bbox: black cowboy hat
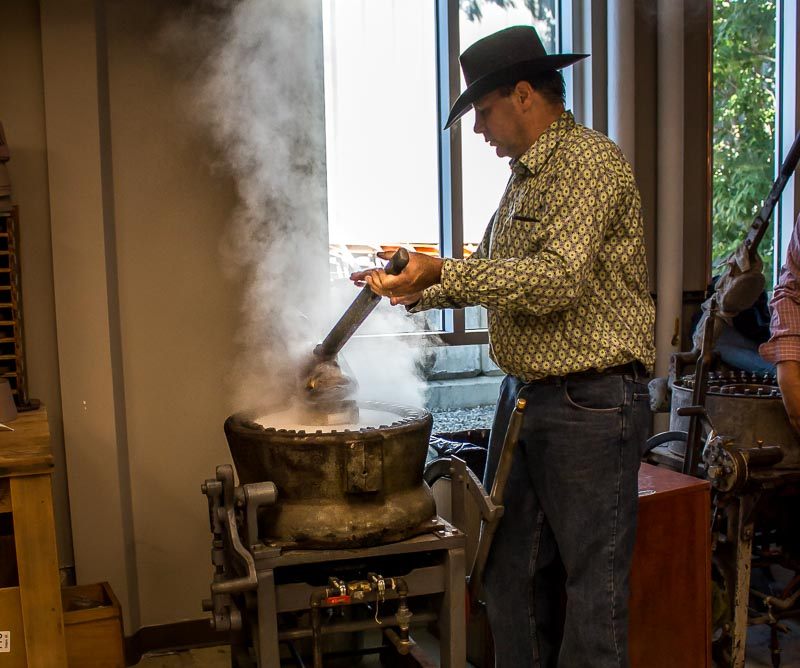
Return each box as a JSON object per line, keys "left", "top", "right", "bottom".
{"left": 445, "top": 25, "right": 588, "bottom": 129}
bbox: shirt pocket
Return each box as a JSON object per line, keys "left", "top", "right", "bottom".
{"left": 505, "top": 215, "right": 544, "bottom": 256}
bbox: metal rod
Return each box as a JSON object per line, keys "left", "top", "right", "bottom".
{"left": 745, "top": 130, "right": 800, "bottom": 258}
{"left": 281, "top": 640, "right": 307, "bottom": 668}
{"left": 683, "top": 296, "right": 716, "bottom": 476}
{"left": 315, "top": 248, "right": 409, "bottom": 359}
{"left": 468, "top": 397, "right": 527, "bottom": 606}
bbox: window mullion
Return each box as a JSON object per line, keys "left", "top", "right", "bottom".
{"left": 776, "top": 0, "right": 800, "bottom": 279}
{"left": 436, "top": 0, "right": 465, "bottom": 336}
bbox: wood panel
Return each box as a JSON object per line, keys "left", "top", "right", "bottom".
{"left": 630, "top": 464, "right": 711, "bottom": 668}
{"left": 10, "top": 473, "right": 67, "bottom": 666}
{"left": 0, "top": 586, "right": 28, "bottom": 667}
{"left": 0, "top": 479, "right": 9, "bottom": 513}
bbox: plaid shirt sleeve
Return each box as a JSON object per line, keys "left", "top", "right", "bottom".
{"left": 410, "top": 215, "right": 495, "bottom": 312}
{"left": 760, "top": 216, "right": 800, "bottom": 363}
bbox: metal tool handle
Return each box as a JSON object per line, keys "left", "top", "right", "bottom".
{"left": 745, "top": 131, "right": 800, "bottom": 258}
{"left": 683, "top": 296, "right": 717, "bottom": 476}
{"left": 315, "top": 248, "right": 410, "bottom": 359}
{"left": 383, "top": 247, "right": 410, "bottom": 276}
{"left": 467, "top": 397, "right": 527, "bottom": 607}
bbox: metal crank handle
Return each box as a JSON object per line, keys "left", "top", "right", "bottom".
{"left": 314, "top": 248, "right": 410, "bottom": 359}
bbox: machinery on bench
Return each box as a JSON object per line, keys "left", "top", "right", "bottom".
{"left": 647, "top": 132, "right": 800, "bottom": 668}
{"left": 200, "top": 247, "right": 524, "bottom": 668}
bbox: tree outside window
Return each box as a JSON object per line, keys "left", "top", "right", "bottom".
{"left": 712, "top": 0, "right": 777, "bottom": 288}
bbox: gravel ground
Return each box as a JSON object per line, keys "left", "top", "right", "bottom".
{"left": 430, "top": 404, "right": 495, "bottom": 435}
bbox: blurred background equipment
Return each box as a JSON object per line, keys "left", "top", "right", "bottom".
{"left": 647, "top": 134, "right": 800, "bottom": 668}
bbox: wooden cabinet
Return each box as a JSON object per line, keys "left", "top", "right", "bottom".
{"left": 630, "top": 463, "right": 711, "bottom": 668}
{"left": 0, "top": 408, "right": 68, "bottom": 667}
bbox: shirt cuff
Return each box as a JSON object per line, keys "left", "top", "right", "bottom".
{"left": 759, "top": 336, "right": 800, "bottom": 363}
{"left": 408, "top": 285, "right": 443, "bottom": 312}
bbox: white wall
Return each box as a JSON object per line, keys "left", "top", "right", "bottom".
{"left": 4, "top": 0, "right": 327, "bottom": 632}
{"left": 0, "top": 1, "right": 71, "bottom": 568}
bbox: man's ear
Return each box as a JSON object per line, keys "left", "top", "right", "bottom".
{"left": 515, "top": 81, "right": 535, "bottom": 110}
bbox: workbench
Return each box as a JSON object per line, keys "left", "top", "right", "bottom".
{"left": 0, "top": 407, "right": 68, "bottom": 667}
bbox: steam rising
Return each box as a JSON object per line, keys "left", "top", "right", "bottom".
{"left": 164, "top": 0, "right": 432, "bottom": 413}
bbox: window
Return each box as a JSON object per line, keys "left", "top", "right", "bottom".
{"left": 775, "top": 0, "right": 799, "bottom": 270}
{"left": 323, "top": 0, "right": 565, "bottom": 342}
{"left": 711, "top": 0, "right": 778, "bottom": 289}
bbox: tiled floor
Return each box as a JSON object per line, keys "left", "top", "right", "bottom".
{"left": 135, "top": 622, "right": 800, "bottom": 667}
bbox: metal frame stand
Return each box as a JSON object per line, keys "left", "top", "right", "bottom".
{"left": 248, "top": 527, "right": 466, "bottom": 668}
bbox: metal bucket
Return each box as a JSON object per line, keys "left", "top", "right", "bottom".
{"left": 670, "top": 378, "right": 800, "bottom": 470}
{"left": 224, "top": 401, "right": 436, "bottom": 548}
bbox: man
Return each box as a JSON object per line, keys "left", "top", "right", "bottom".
{"left": 352, "top": 26, "right": 655, "bottom": 667}
{"left": 760, "top": 214, "right": 800, "bottom": 433}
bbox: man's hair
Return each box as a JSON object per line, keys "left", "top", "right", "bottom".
{"left": 498, "top": 69, "right": 565, "bottom": 105}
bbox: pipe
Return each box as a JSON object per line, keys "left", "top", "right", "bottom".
{"left": 607, "top": 0, "right": 636, "bottom": 167}
{"left": 654, "top": 0, "right": 685, "bottom": 383}
{"left": 278, "top": 611, "right": 437, "bottom": 641}
{"left": 309, "top": 586, "right": 338, "bottom": 668}
{"left": 751, "top": 585, "right": 800, "bottom": 611}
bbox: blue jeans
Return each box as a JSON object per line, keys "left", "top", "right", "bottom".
{"left": 483, "top": 369, "right": 650, "bottom": 668}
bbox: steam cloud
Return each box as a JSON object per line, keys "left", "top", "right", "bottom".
{"left": 163, "top": 0, "right": 432, "bottom": 413}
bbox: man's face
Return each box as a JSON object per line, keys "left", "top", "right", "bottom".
{"left": 472, "top": 88, "right": 528, "bottom": 159}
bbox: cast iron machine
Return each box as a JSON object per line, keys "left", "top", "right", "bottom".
{"left": 200, "top": 248, "right": 524, "bottom": 667}
{"left": 648, "top": 133, "right": 800, "bottom": 667}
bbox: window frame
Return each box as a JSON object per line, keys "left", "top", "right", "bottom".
{"left": 775, "top": 0, "right": 800, "bottom": 278}
{"left": 433, "top": 0, "right": 578, "bottom": 345}
{"left": 329, "top": 0, "right": 583, "bottom": 347}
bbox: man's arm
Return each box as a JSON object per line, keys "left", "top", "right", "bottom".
{"left": 760, "top": 215, "right": 800, "bottom": 432}
{"left": 778, "top": 361, "right": 800, "bottom": 433}
{"left": 405, "top": 213, "right": 496, "bottom": 311}
{"left": 350, "top": 214, "right": 497, "bottom": 310}
{"left": 352, "top": 157, "right": 625, "bottom": 318}
{"left": 432, "top": 160, "right": 625, "bottom": 317}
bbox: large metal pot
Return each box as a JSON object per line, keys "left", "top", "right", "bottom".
{"left": 224, "top": 401, "right": 436, "bottom": 548}
{"left": 670, "top": 373, "right": 800, "bottom": 470}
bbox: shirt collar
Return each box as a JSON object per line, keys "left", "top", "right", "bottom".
{"left": 511, "top": 110, "right": 575, "bottom": 177}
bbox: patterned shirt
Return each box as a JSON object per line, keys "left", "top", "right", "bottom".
{"left": 413, "top": 111, "right": 656, "bottom": 381}
{"left": 760, "top": 215, "right": 800, "bottom": 363}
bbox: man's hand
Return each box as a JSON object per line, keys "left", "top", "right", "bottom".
{"left": 777, "top": 360, "right": 800, "bottom": 434}
{"left": 351, "top": 251, "right": 443, "bottom": 306}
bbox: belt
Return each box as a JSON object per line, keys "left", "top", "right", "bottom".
{"left": 527, "top": 361, "right": 648, "bottom": 385}
{"left": 582, "top": 361, "right": 648, "bottom": 378}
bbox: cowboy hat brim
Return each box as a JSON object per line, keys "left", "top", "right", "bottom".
{"left": 444, "top": 53, "right": 589, "bottom": 129}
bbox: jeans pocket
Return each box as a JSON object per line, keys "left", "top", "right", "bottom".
{"left": 563, "top": 375, "right": 625, "bottom": 413}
